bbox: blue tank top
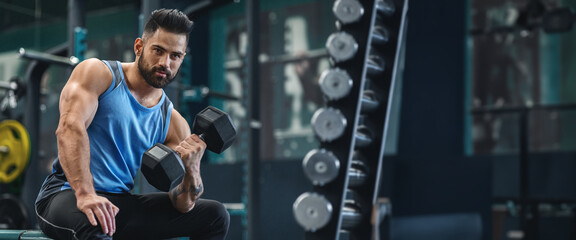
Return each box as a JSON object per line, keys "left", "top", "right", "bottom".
{"left": 37, "top": 60, "right": 172, "bottom": 200}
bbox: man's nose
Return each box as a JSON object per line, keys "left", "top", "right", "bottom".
{"left": 158, "top": 55, "right": 170, "bottom": 69}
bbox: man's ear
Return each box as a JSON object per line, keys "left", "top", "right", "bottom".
{"left": 134, "top": 38, "right": 144, "bottom": 56}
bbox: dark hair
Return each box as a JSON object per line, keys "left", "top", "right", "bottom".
{"left": 143, "top": 9, "right": 194, "bottom": 40}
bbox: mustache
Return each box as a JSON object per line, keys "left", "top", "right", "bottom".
{"left": 153, "top": 66, "right": 171, "bottom": 77}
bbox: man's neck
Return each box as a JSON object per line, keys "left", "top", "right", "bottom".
{"left": 123, "top": 62, "right": 164, "bottom": 108}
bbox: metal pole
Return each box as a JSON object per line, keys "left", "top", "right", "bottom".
{"left": 68, "top": 0, "right": 85, "bottom": 58}
{"left": 141, "top": 0, "right": 161, "bottom": 30}
{"left": 246, "top": 0, "right": 261, "bottom": 239}
{"left": 519, "top": 108, "right": 537, "bottom": 240}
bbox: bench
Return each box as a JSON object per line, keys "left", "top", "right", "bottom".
{"left": 0, "top": 230, "right": 52, "bottom": 240}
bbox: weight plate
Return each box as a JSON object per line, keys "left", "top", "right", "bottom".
{"left": 326, "top": 32, "right": 358, "bottom": 62}
{"left": 0, "top": 120, "right": 30, "bottom": 183}
{"left": 376, "top": 0, "right": 396, "bottom": 17}
{"left": 319, "top": 68, "right": 353, "bottom": 101}
{"left": 302, "top": 149, "right": 340, "bottom": 186}
{"left": 366, "top": 55, "right": 386, "bottom": 76}
{"left": 333, "top": 0, "right": 364, "bottom": 24}
{"left": 311, "top": 108, "right": 347, "bottom": 142}
{"left": 341, "top": 203, "right": 362, "bottom": 229}
{"left": 348, "top": 163, "right": 368, "bottom": 187}
{"left": 293, "top": 192, "right": 333, "bottom": 231}
{"left": 372, "top": 25, "right": 390, "bottom": 45}
{"left": 0, "top": 194, "right": 29, "bottom": 229}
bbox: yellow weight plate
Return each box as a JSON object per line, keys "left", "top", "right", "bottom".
{"left": 0, "top": 120, "right": 30, "bottom": 183}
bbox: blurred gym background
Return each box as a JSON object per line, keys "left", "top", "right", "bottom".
{"left": 0, "top": 0, "right": 575, "bottom": 239}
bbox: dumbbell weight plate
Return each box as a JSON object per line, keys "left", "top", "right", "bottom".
{"left": 342, "top": 189, "right": 364, "bottom": 229}
{"left": 376, "top": 0, "right": 396, "bottom": 17}
{"left": 366, "top": 55, "right": 386, "bottom": 76}
{"left": 341, "top": 202, "right": 363, "bottom": 230}
{"left": 319, "top": 68, "right": 353, "bottom": 101}
{"left": 371, "top": 25, "right": 390, "bottom": 45}
{"left": 0, "top": 120, "right": 30, "bottom": 183}
{"left": 302, "top": 149, "right": 340, "bottom": 186}
{"left": 141, "top": 143, "right": 185, "bottom": 192}
{"left": 333, "top": 0, "right": 364, "bottom": 24}
{"left": 326, "top": 32, "right": 358, "bottom": 62}
{"left": 192, "top": 106, "right": 237, "bottom": 154}
{"left": 311, "top": 108, "right": 347, "bottom": 142}
{"left": 361, "top": 89, "right": 380, "bottom": 112}
{"left": 348, "top": 160, "right": 368, "bottom": 187}
{"left": 293, "top": 192, "right": 333, "bottom": 231}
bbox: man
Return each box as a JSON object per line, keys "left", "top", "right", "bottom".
{"left": 35, "top": 9, "right": 229, "bottom": 240}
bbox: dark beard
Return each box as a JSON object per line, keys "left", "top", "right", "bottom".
{"left": 137, "top": 53, "right": 177, "bottom": 88}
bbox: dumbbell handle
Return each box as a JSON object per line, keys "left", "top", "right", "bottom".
{"left": 0, "top": 146, "right": 8, "bottom": 153}
{"left": 197, "top": 133, "right": 205, "bottom": 142}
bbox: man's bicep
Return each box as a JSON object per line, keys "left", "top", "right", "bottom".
{"left": 164, "top": 109, "right": 191, "bottom": 149}
{"left": 59, "top": 59, "right": 111, "bottom": 127}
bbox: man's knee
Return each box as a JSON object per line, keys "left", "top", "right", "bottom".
{"left": 196, "top": 200, "right": 230, "bottom": 236}
{"left": 211, "top": 201, "right": 230, "bottom": 232}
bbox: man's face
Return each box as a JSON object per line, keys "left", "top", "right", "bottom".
{"left": 136, "top": 28, "right": 187, "bottom": 88}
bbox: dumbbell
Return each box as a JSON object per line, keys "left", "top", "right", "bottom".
{"left": 141, "top": 106, "right": 237, "bottom": 191}
{"left": 333, "top": 0, "right": 364, "bottom": 25}
{"left": 326, "top": 31, "right": 358, "bottom": 63}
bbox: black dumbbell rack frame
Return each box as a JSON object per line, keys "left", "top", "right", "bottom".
{"left": 301, "top": 0, "right": 408, "bottom": 239}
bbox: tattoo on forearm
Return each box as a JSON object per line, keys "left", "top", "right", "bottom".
{"left": 169, "top": 183, "right": 203, "bottom": 206}
{"left": 189, "top": 184, "right": 203, "bottom": 197}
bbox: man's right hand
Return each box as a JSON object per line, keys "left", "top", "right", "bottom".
{"left": 76, "top": 193, "right": 119, "bottom": 236}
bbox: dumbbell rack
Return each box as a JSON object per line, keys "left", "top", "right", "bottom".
{"left": 293, "top": 0, "right": 408, "bottom": 239}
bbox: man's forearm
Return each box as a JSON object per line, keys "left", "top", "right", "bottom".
{"left": 56, "top": 120, "right": 95, "bottom": 196}
{"left": 169, "top": 171, "right": 204, "bottom": 213}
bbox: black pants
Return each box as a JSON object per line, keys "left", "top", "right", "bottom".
{"left": 35, "top": 190, "right": 230, "bottom": 240}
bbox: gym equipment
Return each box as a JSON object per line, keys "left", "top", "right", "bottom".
{"left": 318, "top": 68, "right": 353, "bottom": 101}
{"left": 0, "top": 120, "right": 30, "bottom": 183}
{"left": 355, "top": 123, "right": 375, "bottom": 148}
{"left": 0, "top": 82, "right": 16, "bottom": 91}
{"left": 141, "top": 143, "right": 185, "bottom": 191}
{"left": 348, "top": 159, "right": 369, "bottom": 187}
{"left": 295, "top": 0, "right": 409, "bottom": 238}
{"left": 341, "top": 202, "right": 362, "bottom": 229}
{"left": 361, "top": 89, "right": 380, "bottom": 112}
{"left": 376, "top": 0, "right": 396, "bottom": 17}
{"left": 293, "top": 192, "right": 333, "bottom": 232}
{"left": 302, "top": 149, "right": 340, "bottom": 186}
{"left": 311, "top": 108, "right": 347, "bottom": 142}
{"left": 366, "top": 54, "right": 386, "bottom": 76}
{"left": 74, "top": 27, "right": 87, "bottom": 61}
{"left": 191, "top": 106, "right": 237, "bottom": 154}
{"left": 0, "top": 78, "right": 21, "bottom": 113}
{"left": 142, "top": 106, "right": 237, "bottom": 191}
{"left": 342, "top": 189, "right": 364, "bottom": 229}
{"left": 326, "top": 32, "right": 358, "bottom": 63}
{"left": 0, "top": 194, "right": 29, "bottom": 229}
{"left": 181, "top": 85, "right": 240, "bottom": 102}
{"left": 18, "top": 48, "right": 79, "bottom": 67}
{"left": 333, "top": 0, "right": 365, "bottom": 24}
{"left": 371, "top": 25, "right": 391, "bottom": 45}
{"left": 0, "top": 230, "right": 51, "bottom": 240}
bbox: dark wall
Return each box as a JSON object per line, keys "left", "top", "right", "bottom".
{"left": 392, "top": 0, "right": 492, "bottom": 239}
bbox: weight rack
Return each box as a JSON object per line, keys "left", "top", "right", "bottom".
{"left": 293, "top": 0, "right": 408, "bottom": 239}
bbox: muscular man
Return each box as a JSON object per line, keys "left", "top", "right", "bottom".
{"left": 35, "top": 9, "right": 229, "bottom": 240}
